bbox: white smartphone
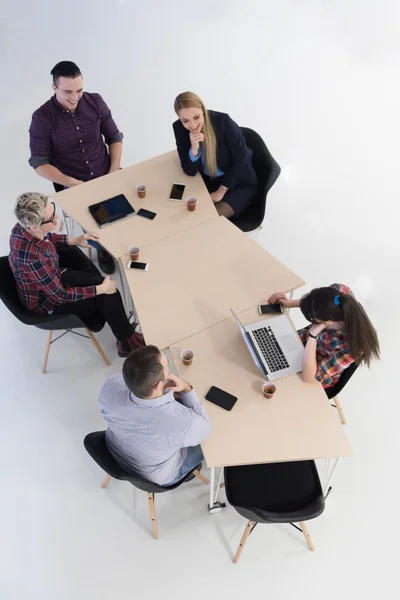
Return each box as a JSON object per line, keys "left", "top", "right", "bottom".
{"left": 169, "top": 183, "right": 186, "bottom": 201}
{"left": 258, "top": 303, "right": 283, "bottom": 315}
{"left": 127, "top": 261, "right": 149, "bottom": 271}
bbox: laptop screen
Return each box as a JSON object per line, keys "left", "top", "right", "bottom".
{"left": 89, "top": 194, "right": 135, "bottom": 227}
{"left": 230, "top": 309, "right": 266, "bottom": 377}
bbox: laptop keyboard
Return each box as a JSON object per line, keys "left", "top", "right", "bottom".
{"left": 252, "top": 326, "right": 290, "bottom": 373}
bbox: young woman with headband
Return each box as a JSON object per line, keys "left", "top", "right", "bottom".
{"left": 268, "top": 283, "right": 380, "bottom": 388}
{"left": 173, "top": 92, "right": 258, "bottom": 219}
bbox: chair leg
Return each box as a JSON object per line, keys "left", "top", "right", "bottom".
{"left": 233, "top": 520, "right": 255, "bottom": 564}
{"left": 299, "top": 521, "right": 315, "bottom": 551}
{"left": 42, "top": 330, "right": 53, "bottom": 374}
{"left": 101, "top": 474, "right": 112, "bottom": 489}
{"left": 192, "top": 469, "right": 209, "bottom": 485}
{"left": 147, "top": 493, "right": 159, "bottom": 540}
{"left": 85, "top": 328, "right": 111, "bottom": 366}
{"left": 88, "top": 246, "right": 92, "bottom": 261}
{"left": 331, "top": 395, "right": 347, "bottom": 425}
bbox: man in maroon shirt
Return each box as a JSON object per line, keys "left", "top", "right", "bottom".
{"left": 29, "top": 61, "right": 123, "bottom": 274}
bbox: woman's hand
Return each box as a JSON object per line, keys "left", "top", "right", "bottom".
{"left": 309, "top": 323, "right": 326, "bottom": 338}
{"left": 189, "top": 131, "right": 205, "bottom": 154}
{"left": 69, "top": 232, "right": 100, "bottom": 248}
{"left": 268, "top": 291, "right": 291, "bottom": 308}
{"left": 210, "top": 186, "right": 227, "bottom": 204}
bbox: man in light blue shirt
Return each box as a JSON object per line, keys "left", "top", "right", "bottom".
{"left": 99, "top": 345, "right": 212, "bottom": 486}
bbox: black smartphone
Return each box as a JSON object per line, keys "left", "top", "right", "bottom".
{"left": 169, "top": 183, "right": 185, "bottom": 201}
{"left": 258, "top": 303, "right": 283, "bottom": 315}
{"left": 127, "top": 261, "right": 149, "bottom": 271}
{"left": 205, "top": 386, "right": 238, "bottom": 411}
{"left": 137, "top": 208, "right": 157, "bottom": 220}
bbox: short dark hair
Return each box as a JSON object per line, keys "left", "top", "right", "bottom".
{"left": 51, "top": 61, "right": 81, "bottom": 85}
{"left": 122, "top": 345, "right": 164, "bottom": 399}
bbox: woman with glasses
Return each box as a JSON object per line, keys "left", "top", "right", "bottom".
{"left": 8, "top": 192, "right": 144, "bottom": 357}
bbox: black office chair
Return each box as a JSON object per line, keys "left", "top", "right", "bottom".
{"left": 0, "top": 257, "right": 110, "bottom": 373}
{"left": 225, "top": 460, "right": 325, "bottom": 564}
{"left": 83, "top": 431, "right": 209, "bottom": 539}
{"left": 53, "top": 182, "right": 64, "bottom": 194}
{"left": 229, "top": 128, "right": 281, "bottom": 233}
{"left": 325, "top": 362, "right": 358, "bottom": 425}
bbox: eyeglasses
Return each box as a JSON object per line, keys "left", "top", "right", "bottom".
{"left": 41, "top": 202, "right": 56, "bottom": 225}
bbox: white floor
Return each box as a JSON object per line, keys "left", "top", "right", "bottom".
{"left": 0, "top": 1, "right": 399, "bottom": 598}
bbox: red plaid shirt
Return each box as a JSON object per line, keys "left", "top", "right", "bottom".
{"left": 298, "top": 283, "right": 355, "bottom": 389}
{"left": 9, "top": 224, "right": 96, "bottom": 315}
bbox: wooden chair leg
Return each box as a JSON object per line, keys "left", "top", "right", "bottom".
{"left": 147, "top": 492, "right": 159, "bottom": 540}
{"left": 299, "top": 521, "right": 315, "bottom": 551}
{"left": 192, "top": 469, "right": 209, "bottom": 485}
{"left": 332, "top": 395, "right": 347, "bottom": 425}
{"left": 87, "top": 246, "right": 93, "bottom": 261}
{"left": 233, "top": 520, "right": 255, "bottom": 564}
{"left": 101, "top": 474, "right": 112, "bottom": 488}
{"left": 42, "top": 330, "right": 53, "bottom": 374}
{"left": 85, "top": 328, "right": 111, "bottom": 366}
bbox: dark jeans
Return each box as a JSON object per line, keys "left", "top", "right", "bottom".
{"left": 54, "top": 246, "right": 134, "bottom": 342}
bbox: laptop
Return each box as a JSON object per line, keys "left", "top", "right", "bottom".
{"left": 230, "top": 308, "right": 304, "bottom": 381}
{"left": 88, "top": 194, "right": 135, "bottom": 228}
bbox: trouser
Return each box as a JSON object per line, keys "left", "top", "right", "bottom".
{"left": 164, "top": 445, "right": 204, "bottom": 486}
{"left": 53, "top": 246, "right": 134, "bottom": 342}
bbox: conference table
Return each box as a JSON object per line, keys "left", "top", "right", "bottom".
{"left": 53, "top": 150, "right": 352, "bottom": 513}
{"left": 169, "top": 307, "right": 353, "bottom": 511}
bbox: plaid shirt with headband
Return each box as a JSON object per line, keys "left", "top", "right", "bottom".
{"left": 298, "top": 283, "right": 354, "bottom": 389}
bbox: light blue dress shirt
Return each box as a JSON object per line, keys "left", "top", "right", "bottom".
{"left": 189, "top": 146, "right": 225, "bottom": 177}
{"left": 99, "top": 375, "right": 212, "bottom": 486}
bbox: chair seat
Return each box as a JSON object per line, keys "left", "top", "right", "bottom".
{"left": 84, "top": 431, "right": 192, "bottom": 494}
{"left": 225, "top": 461, "right": 325, "bottom": 523}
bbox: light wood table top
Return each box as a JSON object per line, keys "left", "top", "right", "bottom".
{"left": 170, "top": 306, "right": 353, "bottom": 468}
{"left": 52, "top": 150, "right": 218, "bottom": 259}
{"left": 122, "top": 216, "right": 305, "bottom": 350}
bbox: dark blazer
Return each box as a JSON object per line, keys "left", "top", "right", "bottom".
{"left": 173, "top": 110, "right": 257, "bottom": 190}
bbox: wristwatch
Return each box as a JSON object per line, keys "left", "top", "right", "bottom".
{"left": 309, "top": 332, "right": 319, "bottom": 339}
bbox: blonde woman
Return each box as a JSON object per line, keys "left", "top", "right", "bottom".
{"left": 173, "top": 92, "right": 258, "bottom": 219}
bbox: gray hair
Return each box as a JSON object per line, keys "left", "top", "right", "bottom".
{"left": 15, "top": 192, "right": 49, "bottom": 229}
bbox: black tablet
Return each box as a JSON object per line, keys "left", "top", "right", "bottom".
{"left": 88, "top": 194, "right": 135, "bottom": 228}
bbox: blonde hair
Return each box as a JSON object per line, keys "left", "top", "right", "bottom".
{"left": 15, "top": 192, "right": 49, "bottom": 229}
{"left": 174, "top": 91, "right": 218, "bottom": 178}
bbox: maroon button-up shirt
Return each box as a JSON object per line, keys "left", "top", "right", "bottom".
{"left": 9, "top": 224, "right": 96, "bottom": 315}
{"left": 29, "top": 92, "right": 123, "bottom": 182}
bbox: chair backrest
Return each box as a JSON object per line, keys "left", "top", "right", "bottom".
{"left": 83, "top": 431, "right": 184, "bottom": 494}
{"left": 0, "top": 256, "right": 41, "bottom": 325}
{"left": 240, "top": 127, "right": 281, "bottom": 193}
{"left": 225, "top": 460, "right": 325, "bottom": 524}
{"left": 325, "top": 362, "right": 359, "bottom": 400}
{"left": 53, "top": 182, "right": 64, "bottom": 194}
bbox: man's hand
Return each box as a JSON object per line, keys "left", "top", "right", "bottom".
{"left": 69, "top": 232, "right": 100, "bottom": 248}
{"left": 67, "top": 177, "right": 84, "bottom": 187}
{"left": 164, "top": 373, "right": 191, "bottom": 394}
{"left": 210, "top": 186, "right": 227, "bottom": 204}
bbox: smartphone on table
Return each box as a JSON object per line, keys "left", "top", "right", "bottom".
{"left": 169, "top": 183, "right": 185, "bottom": 201}
{"left": 127, "top": 261, "right": 149, "bottom": 271}
{"left": 137, "top": 208, "right": 157, "bottom": 220}
{"left": 205, "top": 386, "right": 238, "bottom": 411}
{"left": 258, "top": 303, "right": 283, "bottom": 315}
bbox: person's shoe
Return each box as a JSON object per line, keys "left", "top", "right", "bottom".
{"left": 183, "top": 462, "right": 202, "bottom": 483}
{"left": 127, "top": 331, "right": 145, "bottom": 351}
{"left": 117, "top": 332, "right": 146, "bottom": 357}
{"left": 97, "top": 248, "right": 115, "bottom": 274}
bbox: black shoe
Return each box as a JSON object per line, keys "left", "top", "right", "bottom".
{"left": 97, "top": 249, "right": 115, "bottom": 274}
{"left": 184, "top": 462, "right": 202, "bottom": 483}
